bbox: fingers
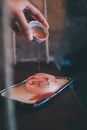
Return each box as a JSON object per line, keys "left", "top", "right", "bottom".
{"left": 10, "top": 1, "right": 49, "bottom": 41}
{"left": 17, "top": 12, "right": 33, "bottom": 41}
{"left": 34, "top": 11, "right": 49, "bottom": 29}
{"left": 29, "top": 4, "right": 49, "bottom": 29}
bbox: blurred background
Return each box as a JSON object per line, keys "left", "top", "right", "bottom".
{"left": 0, "top": 0, "right": 87, "bottom": 110}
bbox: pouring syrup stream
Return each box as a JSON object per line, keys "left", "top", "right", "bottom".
{"left": 37, "top": 43, "right": 40, "bottom": 72}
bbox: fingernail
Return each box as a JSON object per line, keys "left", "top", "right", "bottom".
{"left": 46, "top": 24, "right": 49, "bottom": 29}
{"left": 29, "top": 33, "right": 33, "bottom": 41}
{"left": 25, "top": 31, "right": 33, "bottom": 41}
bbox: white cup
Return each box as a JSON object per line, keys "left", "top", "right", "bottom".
{"left": 29, "top": 21, "right": 49, "bottom": 43}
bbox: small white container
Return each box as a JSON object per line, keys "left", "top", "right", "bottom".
{"left": 29, "top": 21, "right": 49, "bottom": 43}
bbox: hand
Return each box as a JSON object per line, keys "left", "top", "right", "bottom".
{"left": 8, "top": 0, "right": 49, "bottom": 41}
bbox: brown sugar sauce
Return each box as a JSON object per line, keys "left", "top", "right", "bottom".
{"left": 32, "top": 26, "right": 47, "bottom": 39}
